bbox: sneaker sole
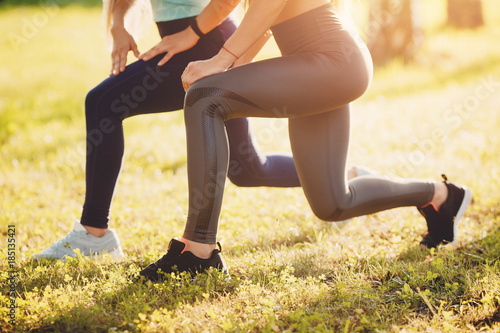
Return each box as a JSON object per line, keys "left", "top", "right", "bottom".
{"left": 450, "top": 186, "right": 472, "bottom": 246}
{"left": 107, "top": 247, "right": 125, "bottom": 260}
{"left": 85, "top": 247, "right": 125, "bottom": 261}
{"left": 64, "top": 248, "right": 125, "bottom": 262}
{"left": 33, "top": 247, "right": 125, "bottom": 261}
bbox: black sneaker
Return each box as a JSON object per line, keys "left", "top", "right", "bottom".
{"left": 418, "top": 174, "right": 472, "bottom": 249}
{"left": 137, "top": 238, "right": 229, "bottom": 282}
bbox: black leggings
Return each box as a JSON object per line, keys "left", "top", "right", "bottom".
{"left": 182, "top": 3, "right": 435, "bottom": 243}
{"left": 81, "top": 17, "right": 299, "bottom": 229}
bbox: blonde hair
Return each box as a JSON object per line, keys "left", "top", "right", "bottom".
{"left": 334, "top": 0, "right": 353, "bottom": 17}
{"left": 102, "top": 0, "right": 152, "bottom": 47}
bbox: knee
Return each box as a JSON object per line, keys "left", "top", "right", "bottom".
{"left": 85, "top": 83, "right": 128, "bottom": 122}
{"left": 308, "top": 200, "right": 348, "bottom": 222}
{"left": 85, "top": 85, "right": 107, "bottom": 121}
{"left": 226, "top": 149, "right": 263, "bottom": 187}
{"left": 314, "top": 208, "right": 347, "bottom": 222}
{"left": 184, "top": 79, "right": 213, "bottom": 110}
{"left": 184, "top": 84, "right": 228, "bottom": 123}
{"left": 84, "top": 91, "right": 93, "bottom": 118}
{"left": 227, "top": 173, "right": 248, "bottom": 187}
{"left": 310, "top": 207, "right": 336, "bottom": 222}
{"left": 227, "top": 167, "right": 258, "bottom": 187}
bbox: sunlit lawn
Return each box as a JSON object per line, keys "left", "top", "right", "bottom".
{"left": 1, "top": 0, "right": 500, "bottom": 331}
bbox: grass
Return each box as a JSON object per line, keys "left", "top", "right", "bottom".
{"left": 1, "top": 0, "right": 500, "bottom": 331}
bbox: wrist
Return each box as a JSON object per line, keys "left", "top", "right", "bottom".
{"left": 221, "top": 45, "right": 239, "bottom": 60}
{"left": 189, "top": 17, "right": 206, "bottom": 38}
{"left": 110, "top": 23, "right": 126, "bottom": 35}
{"left": 185, "top": 26, "right": 201, "bottom": 43}
{"left": 214, "top": 48, "right": 238, "bottom": 69}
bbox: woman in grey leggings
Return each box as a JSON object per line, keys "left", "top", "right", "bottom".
{"left": 138, "top": 0, "right": 472, "bottom": 281}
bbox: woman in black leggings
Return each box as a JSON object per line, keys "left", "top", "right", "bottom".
{"left": 137, "top": 0, "right": 472, "bottom": 281}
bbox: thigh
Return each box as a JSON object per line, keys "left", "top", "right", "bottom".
{"left": 89, "top": 53, "right": 189, "bottom": 120}
{"left": 186, "top": 51, "right": 370, "bottom": 120}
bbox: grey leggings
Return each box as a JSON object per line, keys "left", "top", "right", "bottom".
{"left": 182, "top": 3, "right": 434, "bottom": 243}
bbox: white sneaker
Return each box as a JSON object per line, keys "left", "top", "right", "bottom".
{"left": 33, "top": 221, "right": 124, "bottom": 261}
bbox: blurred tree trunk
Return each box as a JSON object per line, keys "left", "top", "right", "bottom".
{"left": 447, "top": 0, "right": 484, "bottom": 28}
{"left": 366, "top": 0, "right": 423, "bottom": 66}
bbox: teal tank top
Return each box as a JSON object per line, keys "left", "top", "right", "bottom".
{"left": 150, "top": 0, "right": 210, "bottom": 22}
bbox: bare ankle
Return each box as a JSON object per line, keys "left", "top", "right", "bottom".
{"left": 347, "top": 167, "right": 357, "bottom": 180}
{"left": 83, "top": 225, "right": 108, "bottom": 238}
{"left": 180, "top": 237, "right": 216, "bottom": 259}
{"left": 431, "top": 182, "right": 448, "bottom": 210}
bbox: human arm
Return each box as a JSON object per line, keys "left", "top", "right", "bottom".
{"left": 231, "top": 29, "right": 272, "bottom": 68}
{"left": 109, "top": 0, "right": 141, "bottom": 76}
{"left": 139, "top": 0, "right": 242, "bottom": 66}
{"left": 181, "top": 0, "right": 289, "bottom": 89}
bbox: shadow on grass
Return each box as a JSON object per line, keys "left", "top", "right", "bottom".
{"left": 457, "top": 226, "right": 500, "bottom": 329}
{"left": 17, "top": 262, "right": 235, "bottom": 332}
{"left": 11, "top": 225, "right": 500, "bottom": 332}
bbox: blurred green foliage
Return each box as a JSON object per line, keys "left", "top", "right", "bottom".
{"left": 1, "top": 3, "right": 500, "bottom": 331}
